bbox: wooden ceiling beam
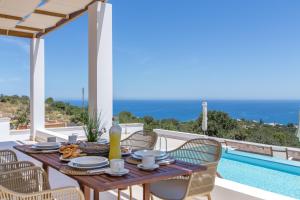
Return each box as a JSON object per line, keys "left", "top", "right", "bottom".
{"left": 36, "top": 0, "right": 99, "bottom": 38}
{"left": 34, "top": 10, "right": 68, "bottom": 19}
{"left": 16, "top": 25, "right": 43, "bottom": 32}
{"left": 0, "top": 13, "right": 22, "bottom": 21}
{"left": 1, "top": 0, "right": 101, "bottom": 38}
{"left": 0, "top": 28, "right": 34, "bottom": 38}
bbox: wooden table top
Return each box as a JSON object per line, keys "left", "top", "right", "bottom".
{"left": 14, "top": 145, "right": 206, "bottom": 192}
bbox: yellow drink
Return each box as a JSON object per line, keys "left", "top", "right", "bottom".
{"left": 108, "top": 120, "right": 122, "bottom": 160}
{"left": 109, "top": 132, "right": 121, "bottom": 160}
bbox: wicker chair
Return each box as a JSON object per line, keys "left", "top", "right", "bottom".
{"left": 0, "top": 149, "right": 18, "bottom": 164}
{"left": 0, "top": 166, "right": 84, "bottom": 200}
{"left": 121, "top": 130, "right": 158, "bottom": 151}
{"left": 118, "top": 131, "right": 158, "bottom": 200}
{"left": 0, "top": 161, "right": 35, "bottom": 173}
{"left": 150, "top": 138, "right": 222, "bottom": 200}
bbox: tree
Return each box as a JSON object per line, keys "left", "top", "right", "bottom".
{"left": 119, "top": 111, "right": 136, "bottom": 123}
{"left": 45, "top": 97, "right": 54, "bottom": 104}
{"left": 195, "top": 111, "right": 237, "bottom": 136}
{"left": 287, "top": 123, "right": 294, "bottom": 128}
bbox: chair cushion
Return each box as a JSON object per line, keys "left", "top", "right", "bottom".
{"left": 150, "top": 179, "right": 189, "bottom": 200}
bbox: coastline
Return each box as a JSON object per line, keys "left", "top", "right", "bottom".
{"left": 62, "top": 99, "right": 300, "bottom": 125}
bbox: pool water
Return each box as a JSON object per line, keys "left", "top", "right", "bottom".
{"left": 218, "top": 150, "right": 300, "bottom": 199}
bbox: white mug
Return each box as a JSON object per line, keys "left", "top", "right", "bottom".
{"left": 142, "top": 155, "right": 155, "bottom": 168}
{"left": 68, "top": 134, "right": 78, "bottom": 144}
{"left": 110, "top": 159, "right": 124, "bottom": 173}
{"left": 47, "top": 137, "right": 56, "bottom": 142}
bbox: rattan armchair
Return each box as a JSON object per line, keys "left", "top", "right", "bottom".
{"left": 119, "top": 131, "right": 158, "bottom": 200}
{"left": 150, "top": 138, "right": 222, "bottom": 200}
{"left": 0, "top": 161, "right": 35, "bottom": 173}
{"left": 121, "top": 130, "right": 158, "bottom": 151}
{"left": 0, "top": 149, "right": 17, "bottom": 164}
{"left": 0, "top": 166, "right": 84, "bottom": 200}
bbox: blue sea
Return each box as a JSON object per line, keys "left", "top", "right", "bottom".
{"left": 64, "top": 100, "right": 300, "bottom": 125}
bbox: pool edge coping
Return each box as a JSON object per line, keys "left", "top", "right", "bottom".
{"left": 215, "top": 178, "right": 296, "bottom": 200}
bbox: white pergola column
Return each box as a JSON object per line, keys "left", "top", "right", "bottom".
{"left": 88, "top": 1, "right": 113, "bottom": 131}
{"left": 30, "top": 38, "right": 45, "bottom": 140}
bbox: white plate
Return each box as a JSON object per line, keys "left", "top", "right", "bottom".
{"left": 134, "top": 150, "right": 166, "bottom": 158}
{"left": 132, "top": 153, "right": 169, "bottom": 161}
{"left": 68, "top": 161, "right": 109, "bottom": 169}
{"left": 31, "top": 145, "right": 60, "bottom": 150}
{"left": 137, "top": 163, "right": 159, "bottom": 171}
{"left": 71, "top": 156, "right": 108, "bottom": 167}
{"left": 104, "top": 168, "right": 129, "bottom": 176}
{"left": 35, "top": 142, "right": 60, "bottom": 148}
{"left": 31, "top": 148, "right": 59, "bottom": 153}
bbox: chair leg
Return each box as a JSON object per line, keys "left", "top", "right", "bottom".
{"left": 118, "top": 189, "right": 121, "bottom": 200}
{"left": 129, "top": 186, "right": 132, "bottom": 200}
{"left": 207, "top": 194, "right": 212, "bottom": 200}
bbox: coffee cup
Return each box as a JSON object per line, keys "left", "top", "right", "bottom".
{"left": 68, "top": 134, "right": 78, "bottom": 144}
{"left": 110, "top": 159, "right": 124, "bottom": 173}
{"left": 142, "top": 155, "right": 155, "bottom": 168}
{"left": 47, "top": 137, "right": 56, "bottom": 142}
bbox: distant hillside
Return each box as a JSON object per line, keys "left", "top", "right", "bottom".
{"left": 1, "top": 95, "right": 299, "bottom": 148}
{"left": 0, "top": 95, "right": 86, "bottom": 129}
{"left": 118, "top": 111, "right": 300, "bottom": 148}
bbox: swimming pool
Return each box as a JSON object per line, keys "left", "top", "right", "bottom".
{"left": 218, "top": 149, "right": 300, "bottom": 199}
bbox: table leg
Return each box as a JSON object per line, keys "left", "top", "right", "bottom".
{"left": 94, "top": 189, "right": 100, "bottom": 200}
{"left": 80, "top": 184, "right": 91, "bottom": 200}
{"left": 143, "top": 183, "right": 151, "bottom": 200}
{"left": 42, "top": 164, "right": 49, "bottom": 174}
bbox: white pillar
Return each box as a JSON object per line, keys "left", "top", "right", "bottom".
{"left": 88, "top": 1, "right": 113, "bottom": 131}
{"left": 30, "top": 38, "right": 45, "bottom": 140}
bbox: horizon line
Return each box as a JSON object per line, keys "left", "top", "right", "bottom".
{"left": 57, "top": 98, "right": 300, "bottom": 101}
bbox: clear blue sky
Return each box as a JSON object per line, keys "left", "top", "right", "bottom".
{"left": 1, "top": 0, "right": 300, "bottom": 100}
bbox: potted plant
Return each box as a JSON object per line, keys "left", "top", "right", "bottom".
{"left": 83, "top": 112, "right": 105, "bottom": 142}
{"left": 81, "top": 112, "right": 108, "bottom": 155}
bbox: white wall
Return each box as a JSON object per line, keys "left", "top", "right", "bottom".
{"left": 120, "top": 123, "right": 143, "bottom": 135}
{"left": 0, "top": 118, "right": 10, "bottom": 138}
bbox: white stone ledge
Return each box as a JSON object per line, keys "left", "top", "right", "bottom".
{"left": 215, "top": 178, "right": 296, "bottom": 200}
{"left": 154, "top": 129, "right": 300, "bottom": 152}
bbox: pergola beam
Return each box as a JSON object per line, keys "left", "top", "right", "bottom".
{"left": 16, "top": 25, "right": 43, "bottom": 33}
{"left": 0, "top": 13, "right": 22, "bottom": 21}
{"left": 0, "top": 0, "right": 102, "bottom": 39}
{"left": 36, "top": 1, "right": 98, "bottom": 38}
{"left": 34, "top": 10, "right": 68, "bottom": 19}
{"left": 0, "top": 28, "right": 34, "bottom": 38}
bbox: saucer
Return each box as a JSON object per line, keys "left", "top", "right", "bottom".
{"left": 137, "top": 163, "right": 159, "bottom": 171}
{"left": 104, "top": 168, "right": 129, "bottom": 176}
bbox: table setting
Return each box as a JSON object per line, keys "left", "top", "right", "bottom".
{"left": 58, "top": 147, "right": 173, "bottom": 176}
{"left": 13, "top": 117, "right": 207, "bottom": 200}
{"left": 20, "top": 142, "right": 61, "bottom": 154}
{"left": 21, "top": 133, "right": 175, "bottom": 175}
{"left": 125, "top": 149, "right": 175, "bottom": 167}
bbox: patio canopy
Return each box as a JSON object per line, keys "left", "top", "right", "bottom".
{"left": 0, "top": 0, "right": 112, "bottom": 141}
{"left": 0, "top": 0, "right": 104, "bottom": 38}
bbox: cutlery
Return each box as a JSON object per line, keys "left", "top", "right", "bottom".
{"left": 87, "top": 167, "right": 110, "bottom": 174}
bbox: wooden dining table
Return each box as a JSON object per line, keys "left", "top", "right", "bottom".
{"left": 14, "top": 145, "right": 206, "bottom": 200}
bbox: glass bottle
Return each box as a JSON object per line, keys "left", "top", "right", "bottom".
{"left": 108, "top": 118, "right": 122, "bottom": 160}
